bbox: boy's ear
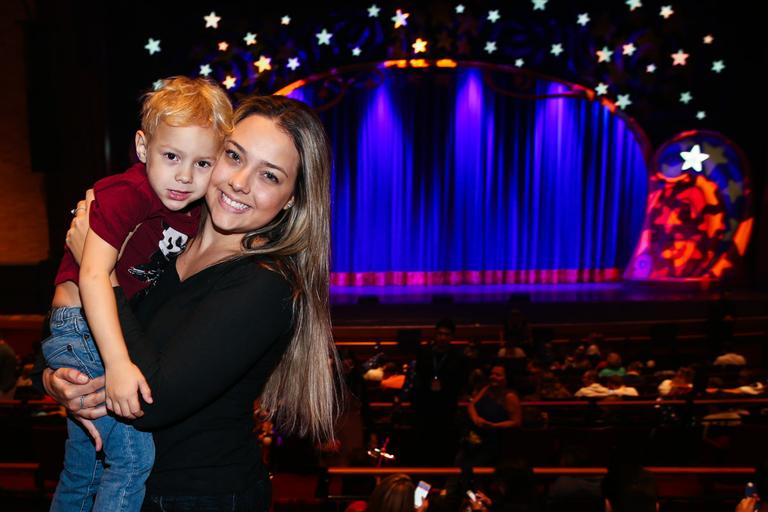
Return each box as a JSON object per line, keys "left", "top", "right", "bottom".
{"left": 135, "top": 130, "right": 148, "bottom": 163}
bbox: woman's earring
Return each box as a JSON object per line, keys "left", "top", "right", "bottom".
{"left": 284, "top": 200, "right": 294, "bottom": 210}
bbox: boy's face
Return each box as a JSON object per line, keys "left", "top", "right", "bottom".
{"left": 135, "top": 122, "right": 220, "bottom": 211}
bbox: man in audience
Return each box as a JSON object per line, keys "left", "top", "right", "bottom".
{"left": 599, "top": 352, "right": 627, "bottom": 379}
{"left": 575, "top": 370, "right": 610, "bottom": 397}
{"left": 623, "top": 361, "right": 646, "bottom": 389}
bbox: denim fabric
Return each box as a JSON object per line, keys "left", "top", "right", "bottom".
{"left": 141, "top": 479, "right": 270, "bottom": 512}
{"left": 43, "top": 306, "right": 155, "bottom": 512}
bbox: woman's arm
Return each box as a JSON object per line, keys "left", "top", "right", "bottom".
{"left": 488, "top": 391, "right": 522, "bottom": 429}
{"left": 468, "top": 385, "right": 490, "bottom": 427}
{"left": 114, "top": 266, "right": 294, "bottom": 430}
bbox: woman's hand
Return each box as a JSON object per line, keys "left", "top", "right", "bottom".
{"left": 66, "top": 189, "right": 95, "bottom": 264}
{"left": 471, "top": 417, "right": 493, "bottom": 429}
{"left": 735, "top": 497, "right": 758, "bottom": 512}
{"left": 43, "top": 367, "right": 106, "bottom": 450}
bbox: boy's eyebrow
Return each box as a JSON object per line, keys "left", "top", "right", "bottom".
{"left": 158, "top": 144, "right": 217, "bottom": 161}
{"left": 226, "top": 139, "right": 289, "bottom": 178}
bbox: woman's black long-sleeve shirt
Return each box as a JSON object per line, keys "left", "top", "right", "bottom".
{"left": 114, "top": 255, "right": 293, "bottom": 496}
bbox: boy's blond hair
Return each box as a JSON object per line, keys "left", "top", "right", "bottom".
{"left": 141, "top": 76, "right": 233, "bottom": 142}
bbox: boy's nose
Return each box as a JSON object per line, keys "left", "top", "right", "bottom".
{"left": 176, "top": 168, "right": 193, "bottom": 184}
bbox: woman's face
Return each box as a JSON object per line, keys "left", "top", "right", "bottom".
{"left": 489, "top": 366, "right": 506, "bottom": 388}
{"left": 206, "top": 114, "right": 299, "bottom": 235}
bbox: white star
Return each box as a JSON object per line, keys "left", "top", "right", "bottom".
{"left": 316, "top": 29, "right": 332, "bottom": 45}
{"left": 368, "top": 4, "right": 380, "bottom": 17}
{"left": 204, "top": 11, "right": 221, "bottom": 29}
{"left": 550, "top": 43, "right": 564, "bottom": 56}
{"left": 646, "top": 63, "right": 656, "bottom": 73}
{"left": 671, "top": 49, "right": 689, "bottom": 66}
{"left": 199, "top": 64, "right": 212, "bottom": 77}
{"left": 576, "top": 13, "right": 590, "bottom": 26}
{"left": 217, "top": 41, "right": 229, "bottom": 52}
{"left": 243, "top": 32, "right": 257, "bottom": 46}
{"left": 287, "top": 57, "right": 300, "bottom": 71}
{"left": 455, "top": 4, "right": 465, "bottom": 14}
{"left": 703, "top": 34, "right": 714, "bottom": 44}
{"left": 615, "top": 94, "right": 632, "bottom": 109}
{"left": 392, "top": 9, "right": 409, "bottom": 28}
{"left": 281, "top": 16, "right": 291, "bottom": 25}
{"left": 596, "top": 46, "right": 613, "bottom": 63}
{"left": 626, "top": 0, "right": 642, "bottom": 11}
{"left": 679, "top": 91, "right": 692, "bottom": 104}
{"left": 514, "top": 58, "right": 524, "bottom": 67}
{"left": 487, "top": 10, "right": 500, "bottom": 23}
{"left": 532, "top": 0, "right": 548, "bottom": 10}
{"left": 144, "top": 38, "right": 161, "bottom": 55}
{"left": 622, "top": 43, "right": 636, "bottom": 56}
{"left": 595, "top": 83, "right": 608, "bottom": 96}
{"left": 696, "top": 111, "right": 707, "bottom": 120}
{"left": 412, "top": 38, "right": 427, "bottom": 53}
{"left": 712, "top": 60, "right": 725, "bottom": 73}
{"left": 254, "top": 55, "right": 272, "bottom": 73}
{"left": 222, "top": 75, "right": 236, "bottom": 90}
{"left": 152, "top": 79, "right": 164, "bottom": 91}
{"left": 680, "top": 144, "right": 710, "bottom": 172}
{"left": 352, "top": 47, "right": 362, "bottom": 56}
{"left": 659, "top": 5, "right": 674, "bottom": 19}
{"left": 484, "top": 41, "right": 497, "bottom": 54}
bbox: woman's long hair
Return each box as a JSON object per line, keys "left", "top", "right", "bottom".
{"left": 367, "top": 474, "right": 415, "bottom": 512}
{"left": 234, "top": 95, "right": 340, "bottom": 442}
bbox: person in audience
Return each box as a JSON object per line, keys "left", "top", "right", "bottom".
{"left": 412, "top": 317, "right": 467, "bottom": 464}
{"left": 622, "top": 361, "right": 645, "bottom": 389}
{"left": 575, "top": 370, "right": 610, "bottom": 398}
{"left": 0, "top": 340, "right": 19, "bottom": 400}
{"left": 537, "top": 371, "right": 572, "bottom": 400}
{"left": 599, "top": 352, "right": 626, "bottom": 379}
{"left": 658, "top": 366, "right": 695, "bottom": 397}
{"left": 605, "top": 375, "right": 639, "bottom": 398}
{"left": 380, "top": 363, "right": 406, "bottom": 390}
{"left": 602, "top": 465, "right": 659, "bottom": 512}
{"left": 459, "top": 363, "right": 521, "bottom": 467}
{"left": 714, "top": 343, "right": 748, "bottom": 366}
{"left": 735, "top": 460, "right": 768, "bottom": 512}
{"left": 366, "top": 473, "right": 420, "bottom": 512}
{"left": 546, "top": 445, "right": 603, "bottom": 509}
{"left": 562, "top": 344, "right": 592, "bottom": 372}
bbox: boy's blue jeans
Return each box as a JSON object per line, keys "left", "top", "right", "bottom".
{"left": 42, "top": 306, "right": 155, "bottom": 512}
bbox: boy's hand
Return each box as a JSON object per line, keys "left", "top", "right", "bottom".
{"left": 105, "top": 361, "right": 153, "bottom": 419}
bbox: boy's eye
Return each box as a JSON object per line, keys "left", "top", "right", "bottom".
{"left": 196, "top": 160, "right": 213, "bottom": 169}
{"left": 164, "top": 152, "right": 179, "bottom": 162}
{"left": 225, "top": 149, "right": 241, "bottom": 163}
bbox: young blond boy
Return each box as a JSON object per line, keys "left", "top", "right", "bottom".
{"left": 43, "top": 76, "right": 232, "bottom": 511}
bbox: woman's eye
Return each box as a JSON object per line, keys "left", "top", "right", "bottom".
{"left": 164, "top": 152, "right": 179, "bottom": 161}
{"left": 263, "top": 171, "right": 279, "bottom": 184}
{"left": 225, "top": 149, "right": 241, "bottom": 163}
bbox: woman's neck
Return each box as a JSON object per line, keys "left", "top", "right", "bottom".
{"left": 176, "top": 222, "right": 244, "bottom": 281}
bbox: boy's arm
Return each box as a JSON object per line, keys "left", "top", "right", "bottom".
{"left": 79, "top": 230, "right": 152, "bottom": 419}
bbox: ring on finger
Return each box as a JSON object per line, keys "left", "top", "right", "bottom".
{"left": 80, "top": 395, "right": 85, "bottom": 410}
{"left": 71, "top": 207, "right": 85, "bottom": 215}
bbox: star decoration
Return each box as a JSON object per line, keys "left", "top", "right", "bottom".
{"left": 660, "top": 5, "right": 674, "bottom": 18}
{"left": 622, "top": 43, "right": 636, "bottom": 56}
{"left": 199, "top": 64, "right": 212, "bottom": 76}
{"left": 595, "top": 83, "right": 608, "bottom": 95}
{"left": 615, "top": 94, "right": 632, "bottom": 109}
{"left": 144, "top": 38, "right": 161, "bottom": 55}
{"left": 152, "top": 79, "right": 164, "bottom": 91}
{"left": 596, "top": 46, "right": 613, "bottom": 63}
{"left": 243, "top": 32, "right": 257, "bottom": 46}
{"left": 646, "top": 64, "right": 657, "bottom": 73}
{"left": 703, "top": 34, "right": 714, "bottom": 44}
{"left": 671, "top": 49, "right": 689, "bottom": 66}
{"left": 412, "top": 38, "right": 428, "bottom": 53}
{"left": 680, "top": 144, "right": 710, "bottom": 172}
{"left": 576, "top": 13, "right": 590, "bottom": 26}
{"left": 712, "top": 60, "right": 725, "bottom": 73}
{"left": 487, "top": 10, "right": 500, "bottom": 23}
{"left": 281, "top": 16, "right": 291, "bottom": 25}
{"left": 204, "top": 11, "right": 221, "bottom": 29}
{"left": 287, "top": 57, "right": 300, "bottom": 71}
{"left": 514, "top": 58, "right": 524, "bottom": 67}
{"left": 368, "top": 4, "right": 380, "bottom": 17}
{"left": 254, "top": 55, "right": 272, "bottom": 73}
{"left": 316, "top": 29, "right": 332, "bottom": 45}
{"left": 626, "top": 0, "right": 642, "bottom": 11}
{"left": 679, "top": 91, "right": 693, "bottom": 104}
{"left": 352, "top": 47, "right": 362, "bottom": 56}
{"left": 218, "top": 41, "right": 229, "bottom": 51}
{"left": 696, "top": 111, "right": 707, "bottom": 120}
{"left": 455, "top": 4, "right": 465, "bottom": 14}
{"left": 532, "top": 0, "right": 548, "bottom": 10}
{"left": 550, "top": 43, "right": 564, "bottom": 56}
{"left": 222, "top": 75, "right": 236, "bottom": 90}
{"left": 484, "top": 41, "right": 497, "bottom": 54}
{"left": 392, "top": 9, "right": 409, "bottom": 28}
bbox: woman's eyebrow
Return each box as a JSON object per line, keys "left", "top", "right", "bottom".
{"left": 227, "top": 139, "right": 288, "bottom": 177}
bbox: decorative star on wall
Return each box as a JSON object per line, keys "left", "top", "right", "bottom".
{"left": 255, "top": 55, "right": 272, "bottom": 72}
{"left": 484, "top": 41, "right": 497, "bottom": 54}
{"left": 596, "top": 46, "right": 613, "bottom": 63}
{"left": 222, "top": 75, "right": 236, "bottom": 89}
{"left": 287, "top": 57, "right": 300, "bottom": 70}
{"left": 455, "top": 4, "right": 465, "bottom": 14}
{"left": 626, "top": 0, "right": 642, "bottom": 12}
{"left": 680, "top": 144, "right": 710, "bottom": 172}
{"left": 532, "top": 0, "right": 548, "bottom": 11}
{"left": 550, "top": 43, "right": 564, "bottom": 56}
{"left": 316, "top": 29, "right": 332, "bottom": 45}
{"left": 281, "top": 16, "right": 291, "bottom": 25}
{"left": 204, "top": 11, "right": 221, "bottom": 29}
{"left": 712, "top": 60, "right": 725, "bottom": 73}
{"left": 144, "top": 38, "right": 161, "bottom": 55}
{"left": 368, "top": 4, "right": 381, "bottom": 17}
{"left": 412, "top": 38, "right": 428, "bottom": 53}
{"left": 680, "top": 91, "right": 692, "bottom": 104}
{"left": 616, "top": 93, "right": 632, "bottom": 109}
{"left": 199, "top": 64, "right": 211, "bottom": 76}
{"left": 576, "top": 13, "right": 590, "bottom": 26}
{"left": 659, "top": 5, "right": 674, "bottom": 19}
{"left": 595, "top": 82, "right": 608, "bottom": 95}
{"left": 671, "top": 49, "right": 689, "bottom": 65}
{"left": 622, "top": 43, "right": 636, "bottom": 56}
{"left": 243, "top": 32, "right": 257, "bottom": 46}
{"left": 392, "top": 9, "right": 409, "bottom": 28}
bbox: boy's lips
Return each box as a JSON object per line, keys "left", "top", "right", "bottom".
{"left": 167, "top": 189, "right": 192, "bottom": 201}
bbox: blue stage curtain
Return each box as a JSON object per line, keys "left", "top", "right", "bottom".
{"left": 290, "top": 67, "right": 648, "bottom": 285}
